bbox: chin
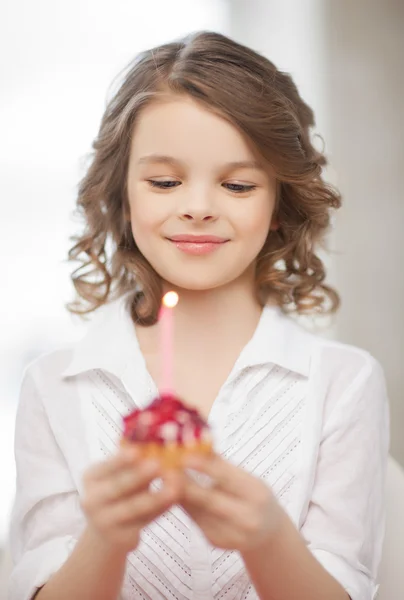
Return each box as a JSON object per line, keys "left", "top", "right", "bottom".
{"left": 161, "top": 270, "right": 237, "bottom": 292}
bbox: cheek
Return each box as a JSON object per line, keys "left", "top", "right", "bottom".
{"left": 128, "top": 188, "right": 166, "bottom": 238}
{"left": 238, "top": 198, "right": 274, "bottom": 242}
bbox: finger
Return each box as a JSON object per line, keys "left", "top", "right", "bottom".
{"left": 182, "top": 475, "right": 244, "bottom": 519}
{"left": 110, "top": 474, "right": 184, "bottom": 525}
{"left": 161, "top": 469, "right": 186, "bottom": 499}
{"left": 184, "top": 454, "right": 251, "bottom": 497}
{"left": 85, "top": 447, "right": 140, "bottom": 483}
{"left": 180, "top": 499, "right": 213, "bottom": 528}
{"left": 98, "top": 459, "right": 162, "bottom": 503}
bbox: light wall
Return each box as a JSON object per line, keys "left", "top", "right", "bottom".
{"left": 229, "top": 0, "right": 404, "bottom": 464}
{"left": 324, "top": 0, "right": 404, "bottom": 464}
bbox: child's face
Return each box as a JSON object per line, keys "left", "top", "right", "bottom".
{"left": 126, "top": 95, "right": 277, "bottom": 293}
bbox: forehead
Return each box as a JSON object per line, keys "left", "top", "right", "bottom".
{"left": 129, "top": 96, "right": 259, "bottom": 166}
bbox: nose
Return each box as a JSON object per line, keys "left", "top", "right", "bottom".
{"left": 178, "top": 186, "right": 218, "bottom": 222}
{"left": 181, "top": 210, "right": 215, "bottom": 222}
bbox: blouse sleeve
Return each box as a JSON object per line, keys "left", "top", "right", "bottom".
{"left": 8, "top": 369, "right": 85, "bottom": 600}
{"left": 301, "top": 356, "right": 390, "bottom": 600}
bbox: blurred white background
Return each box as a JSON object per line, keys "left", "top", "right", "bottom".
{"left": 1, "top": 0, "right": 403, "bottom": 594}
{"left": 0, "top": 0, "right": 230, "bottom": 589}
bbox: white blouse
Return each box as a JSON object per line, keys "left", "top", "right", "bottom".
{"left": 9, "top": 292, "right": 390, "bottom": 600}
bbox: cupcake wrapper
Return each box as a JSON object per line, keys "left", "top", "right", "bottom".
{"left": 120, "top": 438, "right": 213, "bottom": 469}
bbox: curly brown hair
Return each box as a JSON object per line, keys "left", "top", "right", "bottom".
{"left": 66, "top": 31, "right": 341, "bottom": 325}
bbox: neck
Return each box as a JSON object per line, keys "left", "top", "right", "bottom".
{"left": 162, "top": 271, "right": 263, "bottom": 348}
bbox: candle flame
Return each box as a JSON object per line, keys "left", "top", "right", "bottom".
{"left": 162, "top": 291, "right": 179, "bottom": 308}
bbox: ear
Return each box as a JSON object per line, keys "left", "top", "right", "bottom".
{"left": 269, "top": 217, "right": 280, "bottom": 231}
{"left": 123, "top": 202, "right": 131, "bottom": 223}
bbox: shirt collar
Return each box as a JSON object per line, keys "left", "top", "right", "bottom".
{"left": 61, "top": 291, "right": 138, "bottom": 380}
{"left": 234, "top": 305, "right": 313, "bottom": 376}
{"left": 61, "top": 292, "right": 314, "bottom": 381}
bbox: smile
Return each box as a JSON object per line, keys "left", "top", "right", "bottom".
{"left": 167, "top": 235, "right": 229, "bottom": 256}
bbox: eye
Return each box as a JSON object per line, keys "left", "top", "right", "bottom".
{"left": 223, "top": 183, "right": 257, "bottom": 193}
{"left": 147, "top": 180, "right": 181, "bottom": 189}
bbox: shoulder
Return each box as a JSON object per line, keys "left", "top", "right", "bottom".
{"left": 306, "top": 333, "right": 388, "bottom": 426}
{"left": 15, "top": 347, "right": 78, "bottom": 442}
{"left": 313, "top": 334, "right": 383, "bottom": 389}
{"left": 279, "top": 313, "right": 386, "bottom": 403}
{"left": 22, "top": 346, "right": 75, "bottom": 397}
{"left": 278, "top": 310, "right": 381, "bottom": 379}
{"left": 315, "top": 334, "right": 378, "bottom": 373}
{"left": 257, "top": 307, "right": 384, "bottom": 384}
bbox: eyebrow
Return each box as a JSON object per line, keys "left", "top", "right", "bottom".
{"left": 137, "top": 154, "right": 264, "bottom": 171}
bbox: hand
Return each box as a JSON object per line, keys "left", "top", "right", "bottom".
{"left": 81, "top": 446, "right": 184, "bottom": 554}
{"left": 180, "top": 453, "right": 283, "bottom": 553}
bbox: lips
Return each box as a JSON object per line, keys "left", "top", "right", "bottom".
{"left": 167, "top": 235, "right": 228, "bottom": 255}
{"left": 168, "top": 234, "right": 229, "bottom": 243}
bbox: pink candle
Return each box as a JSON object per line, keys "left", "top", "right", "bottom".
{"left": 159, "top": 291, "right": 178, "bottom": 395}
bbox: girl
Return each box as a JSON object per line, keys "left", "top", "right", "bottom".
{"left": 9, "top": 31, "right": 389, "bottom": 600}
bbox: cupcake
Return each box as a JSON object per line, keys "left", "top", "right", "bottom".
{"left": 121, "top": 393, "right": 213, "bottom": 469}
